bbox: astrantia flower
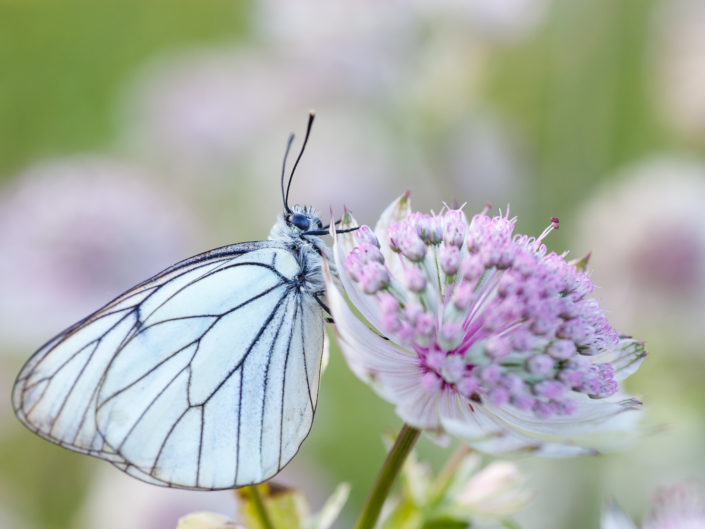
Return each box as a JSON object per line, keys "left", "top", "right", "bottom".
{"left": 602, "top": 482, "right": 705, "bottom": 529}
{"left": 325, "top": 193, "right": 645, "bottom": 456}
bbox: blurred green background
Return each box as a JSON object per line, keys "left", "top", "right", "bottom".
{"left": 1, "top": 1, "right": 704, "bottom": 528}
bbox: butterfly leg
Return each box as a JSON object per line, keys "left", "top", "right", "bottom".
{"left": 313, "top": 292, "right": 334, "bottom": 323}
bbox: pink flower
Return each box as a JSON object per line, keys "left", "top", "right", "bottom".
{"left": 602, "top": 481, "right": 705, "bottom": 529}
{"left": 574, "top": 157, "right": 705, "bottom": 349}
{"left": 325, "top": 192, "right": 645, "bottom": 456}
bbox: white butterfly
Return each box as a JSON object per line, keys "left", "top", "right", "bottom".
{"left": 12, "top": 114, "right": 344, "bottom": 490}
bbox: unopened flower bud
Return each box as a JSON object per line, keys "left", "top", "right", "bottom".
{"left": 427, "top": 215, "right": 444, "bottom": 245}
{"left": 439, "top": 245, "right": 460, "bottom": 276}
{"left": 452, "top": 281, "right": 474, "bottom": 311}
{"left": 354, "top": 224, "right": 380, "bottom": 247}
{"left": 343, "top": 251, "right": 364, "bottom": 281}
{"left": 438, "top": 320, "right": 463, "bottom": 350}
{"left": 359, "top": 262, "right": 389, "bottom": 294}
{"left": 396, "top": 224, "right": 427, "bottom": 262}
{"left": 526, "top": 354, "right": 555, "bottom": 375}
{"left": 405, "top": 266, "right": 427, "bottom": 292}
{"left": 358, "top": 242, "right": 384, "bottom": 264}
{"left": 443, "top": 209, "right": 466, "bottom": 247}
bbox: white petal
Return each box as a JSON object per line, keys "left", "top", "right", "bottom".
{"left": 338, "top": 209, "right": 361, "bottom": 257}
{"left": 378, "top": 364, "right": 428, "bottom": 404}
{"left": 593, "top": 338, "right": 647, "bottom": 382}
{"left": 323, "top": 260, "right": 416, "bottom": 392}
{"left": 394, "top": 388, "right": 445, "bottom": 430}
{"left": 439, "top": 394, "right": 598, "bottom": 456}
{"left": 528, "top": 442, "right": 597, "bottom": 457}
{"left": 485, "top": 394, "right": 642, "bottom": 438}
{"left": 438, "top": 393, "right": 506, "bottom": 443}
{"left": 329, "top": 218, "right": 385, "bottom": 331}
{"left": 374, "top": 191, "right": 412, "bottom": 265}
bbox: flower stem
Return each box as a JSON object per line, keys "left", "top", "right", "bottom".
{"left": 354, "top": 423, "right": 421, "bottom": 529}
{"left": 243, "top": 484, "right": 276, "bottom": 529}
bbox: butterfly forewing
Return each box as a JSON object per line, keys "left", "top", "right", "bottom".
{"left": 13, "top": 242, "right": 326, "bottom": 489}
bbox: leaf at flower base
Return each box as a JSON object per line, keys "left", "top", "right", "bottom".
{"left": 428, "top": 449, "right": 480, "bottom": 504}
{"left": 401, "top": 450, "right": 432, "bottom": 506}
{"left": 420, "top": 516, "right": 469, "bottom": 529}
{"left": 236, "top": 484, "right": 309, "bottom": 529}
{"left": 176, "top": 512, "right": 245, "bottom": 529}
{"left": 380, "top": 500, "right": 422, "bottom": 529}
{"left": 304, "top": 483, "right": 351, "bottom": 529}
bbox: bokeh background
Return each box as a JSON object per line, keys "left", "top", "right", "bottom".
{"left": 1, "top": 1, "right": 704, "bottom": 528}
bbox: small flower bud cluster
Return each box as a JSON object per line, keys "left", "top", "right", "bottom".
{"left": 343, "top": 206, "right": 627, "bottom": 421}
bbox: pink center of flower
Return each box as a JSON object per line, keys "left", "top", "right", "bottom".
{"left": 343, "top": 207, "right": 622, "bottom": 420}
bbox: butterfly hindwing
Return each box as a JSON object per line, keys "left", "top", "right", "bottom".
{"left": 12, "top": 241, "right": 326, "bottom": 489}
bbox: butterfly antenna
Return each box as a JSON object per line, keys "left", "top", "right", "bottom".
{"left": 281, "top": 133, "right": 295, "bottom": 214}
{"left": 285, "top": 111, "right": 315, "bottom": 209}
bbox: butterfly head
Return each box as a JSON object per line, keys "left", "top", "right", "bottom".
{"left": 286, "top": 206, "right": 323, "bottom": 233}
{"left": 270, "top": 204, "right": 325, "bottom": 243}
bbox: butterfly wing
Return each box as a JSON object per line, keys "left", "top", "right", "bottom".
{"left": 12, "top": 241, "right": 326, "bottom": 489}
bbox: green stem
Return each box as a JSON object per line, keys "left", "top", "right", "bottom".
{"left": 244, "top": 485, "right": 276, "bottom": 529}
{"left": 354, "top": 423, "right": 421, "bottom": 529}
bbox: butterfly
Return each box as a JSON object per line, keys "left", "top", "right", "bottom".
{"left": 12, "top": 113, "right": 349, "bottom": 490}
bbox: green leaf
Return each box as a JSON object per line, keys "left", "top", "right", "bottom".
{"left": 237, "top": 483, "right": 310, "bottom": 529}
{"left": 379, "top": 500, "right": 421, "bottom": 529}
{"left": 420, "top": 516, "right": 469, "bottom": 529}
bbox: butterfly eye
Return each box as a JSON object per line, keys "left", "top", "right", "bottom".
{"left": 289, "top": 214, "right": 311, "bottom": 231}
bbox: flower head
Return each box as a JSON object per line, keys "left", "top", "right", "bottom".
{"left": 325, "top": 193, "right": 645, "bottom": 456}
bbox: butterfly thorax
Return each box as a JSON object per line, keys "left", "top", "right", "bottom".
{"left": 268, "top": 204, "right": 333, "bottom": 296}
